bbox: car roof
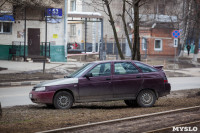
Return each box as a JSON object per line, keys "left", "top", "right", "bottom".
{"left": 92, "top": 60, "right": 139, "bottom": 64}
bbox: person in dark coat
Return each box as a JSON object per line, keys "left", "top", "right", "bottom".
{"left": 186, "top": 45, "right": 191, "bottom": 56}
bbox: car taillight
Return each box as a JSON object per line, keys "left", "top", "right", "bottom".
{"left": 163, "top": 76, "right": 168, "bottom": 83}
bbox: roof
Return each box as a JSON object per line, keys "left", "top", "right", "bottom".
{"left": 68, "top": 12, "right": 103, "bottom": 19}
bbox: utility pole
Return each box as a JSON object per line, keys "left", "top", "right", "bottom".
{"left": 64, "top": 0, "right": 68, "bottom": 60}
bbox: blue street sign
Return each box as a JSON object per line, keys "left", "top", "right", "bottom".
{"left": 45, "top": 8, "right": 62, "bottom": 18}
{"left": 172, "top": 30, "right": 180, "bottom": 38}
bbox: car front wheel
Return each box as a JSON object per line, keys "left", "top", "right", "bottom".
{"left": 53, "top": 91, "right": 73, "bottom": 109}
{"left": 137, "top": 90, "right": 156, "bottom": 107}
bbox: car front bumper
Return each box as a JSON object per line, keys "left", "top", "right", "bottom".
{"left": 29, "top": 91, "right": 55, "bottom": 104}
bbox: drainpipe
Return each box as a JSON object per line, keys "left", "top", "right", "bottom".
{"left": 97, "top": 21, "right": 101, "bottom": 53}
{"left": 92, "top": 18, "right": 96, "bottom": 53}
{"left": 64, "top": 0, "right": 68, "bottom": 59}
{"left": 85, "top": 18, "right": 87, "bottom": 60}
{"left": 24, "top": 7, "right": 26, "bottom": 61}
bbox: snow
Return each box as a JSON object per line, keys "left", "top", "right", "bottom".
{"left": 68, "top": 12, "right": 102, "bottom": 16}
{"left": 139, "top": 14, "right": 177, "bottom": 22}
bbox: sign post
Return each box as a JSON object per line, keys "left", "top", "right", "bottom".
{"left": 172, "top": 30, "right": 180, "bottom": 71}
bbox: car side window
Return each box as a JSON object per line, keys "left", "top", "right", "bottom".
{"left": 114, "top": 62, "right": 139, "bottom": 75}
{"left": 135, "top": 62, "right": 157, "bottom": 73}
{"left": 88, "top": 63, "right": 111, "bottom": 77}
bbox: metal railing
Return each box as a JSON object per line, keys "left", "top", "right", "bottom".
{"left": 11, "top": 41, "right": 50, "bottom": 58}
{"left": 41, "top": 42, "right": 50, "bottom": 57}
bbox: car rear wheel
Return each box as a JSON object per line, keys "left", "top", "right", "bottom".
{"left": 53, "top": 91, "right": 73, "bottom": 109}
{"left": 124, "top": 100, "right": 138, "bottom": 107}
{"left": 137, "top": 90, "right": 156, "bottom": 107}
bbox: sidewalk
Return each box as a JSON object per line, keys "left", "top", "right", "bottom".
{"left": 0, "top": 60, "right": 85, "bottom": 74}
{"left": 0, "top": 56, "right": 200, "bottom": 87}
{"left": 0, "top": 60, "right": 86, "bottom": 86}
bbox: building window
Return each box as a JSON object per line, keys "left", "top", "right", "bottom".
{"left": 70, "top": 24, "right": 76, "bottom": 36}
{"left": 142, "top": 38, "right": 147, "bottom": 51}
{"left": 70, "top": 0, "right": 76, "bottom": 11}
{"left": 0, "top": 22, "right": 12, "bottom": 33}
{"left": 158, "top": 4, "right": 165, "bottom": 14}
{"left": 154, "top": 39, "right": 162, "bottom": 51}
{"left": 155, "top": 0, "right": 165, "bottom": 15}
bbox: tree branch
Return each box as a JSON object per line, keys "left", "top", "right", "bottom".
{"left": 0, "top": 0, "right": 9, "bottom": 8}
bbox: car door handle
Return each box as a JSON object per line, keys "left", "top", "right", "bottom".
{"left": 136, "top": 76, "right": 141, "bottom": 78}
{"left": 106, "top": 78, "right": 111, "bottom": 80}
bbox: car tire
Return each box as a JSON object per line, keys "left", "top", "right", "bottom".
{"left": 53, "top": 91, "right": 73, "bottom": 109}
{"left": 124, "top": 100, "right": 138, "bottom": 107}
{"left": 137, "top": 90, "right": 156, "bottom": 107}
{"left": 46, "top": 104, "right": 54, "bottom": 108}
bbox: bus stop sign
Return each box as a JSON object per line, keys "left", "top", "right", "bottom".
{"left": 172, "top": 30, "right": 180, "bottom": 38}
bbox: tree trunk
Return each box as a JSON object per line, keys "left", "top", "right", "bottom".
{"left": 121, "top": 0, "right": 134, "bottom": 60}
{"left": 104, "top": 0, "right": 125, "bottom": 60}
{"left": 0, "top": 102, "right": 2, "bottom": 117}
{"left": 179, "top": 0, "right": 192, "bottom": 57}
{"left": 193, "top": 24, "right": 200, "bottom": 61}
{"left": 133, "top": 0, "right": 141, "bottom": 61}
{"left": 193, "top": 0, "right": 200, "bottom": 62}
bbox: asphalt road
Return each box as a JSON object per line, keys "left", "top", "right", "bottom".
{"left": 0, "top": 85, "right": 34, "bottom": 107}
{"left": 0, "top": 77, "right": 200, "bottom": 108}
{"left": 168, "top": 77, "right": 200, "bottom": 90}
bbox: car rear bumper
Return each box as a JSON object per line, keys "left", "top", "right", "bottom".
{"left": 29, "top": 91, "right": 55, "bottom": 104}
{"left": 159, "top": 83, "right": 171, "bottom": 97}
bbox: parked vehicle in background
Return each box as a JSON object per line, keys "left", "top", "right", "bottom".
{"left": 29, "top": 60, "right": 171, "bottom": 109}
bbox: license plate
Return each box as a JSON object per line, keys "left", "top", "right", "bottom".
{"left": 29, "top": 94, "right": 33, "bottom": 99}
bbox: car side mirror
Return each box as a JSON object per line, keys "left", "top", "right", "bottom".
{"left": 84, "top": 73, "right": 93, "bottom": 80}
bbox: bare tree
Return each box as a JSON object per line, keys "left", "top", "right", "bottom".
{"left": 0, "top": 0, "right": 62, "bottom": 14}
{"left": 121, "top": 0, "right": 149, "bottom": 61}
{"left": 164, "top": 0, "right": 199, "bottom": 61}
{"left": 192, "top": 0, "right": 200, "bottom": 62}
{"left": 178, "top": 0, "right": 194, "bottom": 57}
{"left": 119, "top": 0, "right": 133, "bottom": 59}
{"left": 85, "top": 0, "right": 149, "bottom": 60}
{"left": 133, "top": 0, "right": 141, "bottom": 61}
{"left": 102, "top": 0, "right": 125, "bottom": 59}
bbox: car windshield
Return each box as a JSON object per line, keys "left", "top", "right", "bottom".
{"left": 67, "top": 63, "right": 94, "bottom": 78}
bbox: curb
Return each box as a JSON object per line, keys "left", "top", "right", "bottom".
{"left": 0, "top": 81, "right": 42, "bottom": 87}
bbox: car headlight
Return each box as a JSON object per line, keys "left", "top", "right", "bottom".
{"left": 35, "top": 86, "right": 46, "bottom": 92}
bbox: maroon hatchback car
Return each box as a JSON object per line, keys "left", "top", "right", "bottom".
{"left": 29, "top": 60, "right": 171, "bottom": 109}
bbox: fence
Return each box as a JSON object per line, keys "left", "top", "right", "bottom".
{"left": 103, "top": 37, "right": 127, "bottom": 55}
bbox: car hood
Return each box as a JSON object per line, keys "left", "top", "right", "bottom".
{"left": 35, "top": 78, "right": 78, "bottom": 87}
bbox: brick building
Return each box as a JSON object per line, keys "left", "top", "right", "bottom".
{"left": 139, "top": 27, "right": 177, "bottom": 57}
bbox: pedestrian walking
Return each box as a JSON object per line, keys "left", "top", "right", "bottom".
{"left": 186, "top": 45, "right": 191, "bottom": 56}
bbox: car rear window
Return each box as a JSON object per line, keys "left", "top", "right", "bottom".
{"left": 114, "top": 62, "right": 139, "bottom": 75}
{"left": 135, "top": 62, "right": 157, "bottom": 73}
